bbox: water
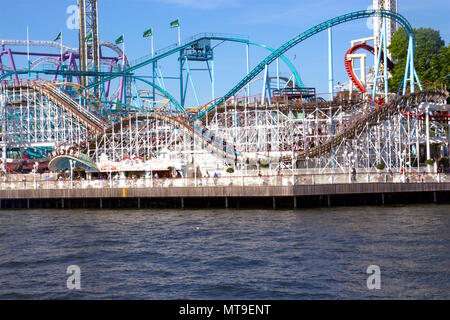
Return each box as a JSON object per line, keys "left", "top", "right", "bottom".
{"left": 0, "top": 205, "right": 449, "bottom": 300}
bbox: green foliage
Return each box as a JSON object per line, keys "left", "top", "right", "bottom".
{"left": 258, "top": 160, "right": 270, "bottom": 169}
{"left": 425, "top": 159, "right": 435, "bottom": 166}
{"left": 389, "top": 28, "right": 449, "bottom": 91}
{"left": 376, "top": 162, "right": 386, "bottom": 170}
{"left": 73, "top": 167, "right": 86, "bottom": 178}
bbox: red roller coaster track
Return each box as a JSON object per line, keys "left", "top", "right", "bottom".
{"left": 345, "top": 43, "right": 449, "bottom": 120}
{"left": 344, "top": 43, "right": 395, "bottom": 94}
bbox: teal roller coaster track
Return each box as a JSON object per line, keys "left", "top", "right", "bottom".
{"left": 1, "top": 9, "right": 418, "bottom": 122}
{"left": 197, "top": 9, "right": 416, "bottom": 119}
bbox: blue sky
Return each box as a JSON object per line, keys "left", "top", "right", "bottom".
{"left": 1, "top": 0, "right": 449, "bottom": 105}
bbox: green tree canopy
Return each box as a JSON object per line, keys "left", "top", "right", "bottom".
{"left": 388, "top": 28, "right": 449, "bottom": 91}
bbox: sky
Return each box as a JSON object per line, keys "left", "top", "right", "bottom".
{"left": 1, "top": 0, "right": 449, "bottom": 106}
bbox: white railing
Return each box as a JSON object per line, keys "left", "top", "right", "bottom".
{"left": 1, "top": 172, "right": 448, "bottom": 191}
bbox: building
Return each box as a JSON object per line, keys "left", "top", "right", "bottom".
{"left": 373, "top": 0, "right": 398, "bottom": 59}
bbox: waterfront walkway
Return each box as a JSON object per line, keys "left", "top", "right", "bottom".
{"left": 0, "top": 172, "right": 449, "bottom": 209}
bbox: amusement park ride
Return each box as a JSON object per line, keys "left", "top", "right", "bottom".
{"left": 0, "top": 0, "right": 448, "bottom": 178}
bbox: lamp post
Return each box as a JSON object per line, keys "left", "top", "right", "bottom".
{"left": 350, "top": 152, "right": 356, "bottom": 183}
{"left": 33, "top": 162, "right": 39, "bottom": 189}
{"left": 352, "top": 158, "right": 356, "bottom": 183}
{"left": 344, "top": 149, "right": 349, "bottom": 182}
{"left": 69, "top": 159, "right": 74, "bottom": 189}
{"left": 401, "top": 150, "right": 407, "bottom": 182}
{"left": 109, "top": 166, "right": 113, "bottom": 189}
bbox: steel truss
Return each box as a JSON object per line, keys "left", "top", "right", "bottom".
{"left": 0, "top": 81, "right": 96, "bottom": 161}
{"left": 1, "top": 79, "right": 448, "bottom": 177}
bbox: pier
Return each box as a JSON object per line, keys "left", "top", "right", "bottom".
{"left": 1, "top": 172, "right": 449, "bottom": 209}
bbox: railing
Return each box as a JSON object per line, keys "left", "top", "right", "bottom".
{"left": 130, "top": 33, "right": 249, "bottom": 66}
{"left": 1, "top": 172, "right": 448, "bottom": 191}
{"left": 0, "top": 39, "right": 77, "bottom": 53}
{"left": 272, "top": 88, "right": 316, "bottom": 97}
{"left": 39, "top": 82, "right": 104, "bottom": 129}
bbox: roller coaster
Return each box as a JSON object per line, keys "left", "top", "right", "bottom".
{"left": 0, "top": 4, "right": 448, "bottom": 177}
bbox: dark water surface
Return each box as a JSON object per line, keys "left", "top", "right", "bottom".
{"left": 0, "top": 205, "right": 449, "bottom": 299}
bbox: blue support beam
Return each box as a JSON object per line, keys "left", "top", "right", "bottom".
{"left": 85, "top": 34, "right": 305, "bottom": 94}
{"left": 197, "top": 9, "right": 417, "bottom": 120}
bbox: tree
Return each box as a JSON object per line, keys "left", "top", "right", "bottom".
{"left": 388, "top": 28, "right": 448, "bottom": 91}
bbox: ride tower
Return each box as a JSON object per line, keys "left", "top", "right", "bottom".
{"left": 179, "top": 39, "right": 214, "bottom": 109}
{"left": 373, "top": 0, "right": 398, "bottom": 60}
{"left": 78, "top": 0, "right": 101, "bottom": 95}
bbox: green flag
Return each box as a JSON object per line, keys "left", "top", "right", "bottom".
{"left": 170, "top": 19, "right": 179, "bottom": 28}
{"left": 54, "top": 32, "right": 62, "bottom": 42}
{"left": 143, "top": 28, "right": 153, "bottom": 38}
{"left": 115, "top": 34, "right": 124, "bottom": 45}
{"left": 84, "top": 32, "right": 93, "bottom": 43}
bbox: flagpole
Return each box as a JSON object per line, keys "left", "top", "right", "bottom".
{"left": 122, "top": 39, "right": 125, "bottom": 102}
{"left": 60, "top": 32, "right": 63, "bottom": 67}
{"left": 122, "top": 40, "right": 125, "bottom": 69}
{"left": 27, "top": 25, "right": 30, "bottom": 78}
{"left": 151, "top": 32, "right": 155, "bottom": 109}
{"left": 151, "top": 34, "right": 154, "bottom": 58}
{"left": 178, "top": 24, "right": 181, "bottom": 46}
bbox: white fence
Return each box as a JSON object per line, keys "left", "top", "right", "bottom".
{"left": 0, "top": 172, "right": 448, "bottom": 191}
